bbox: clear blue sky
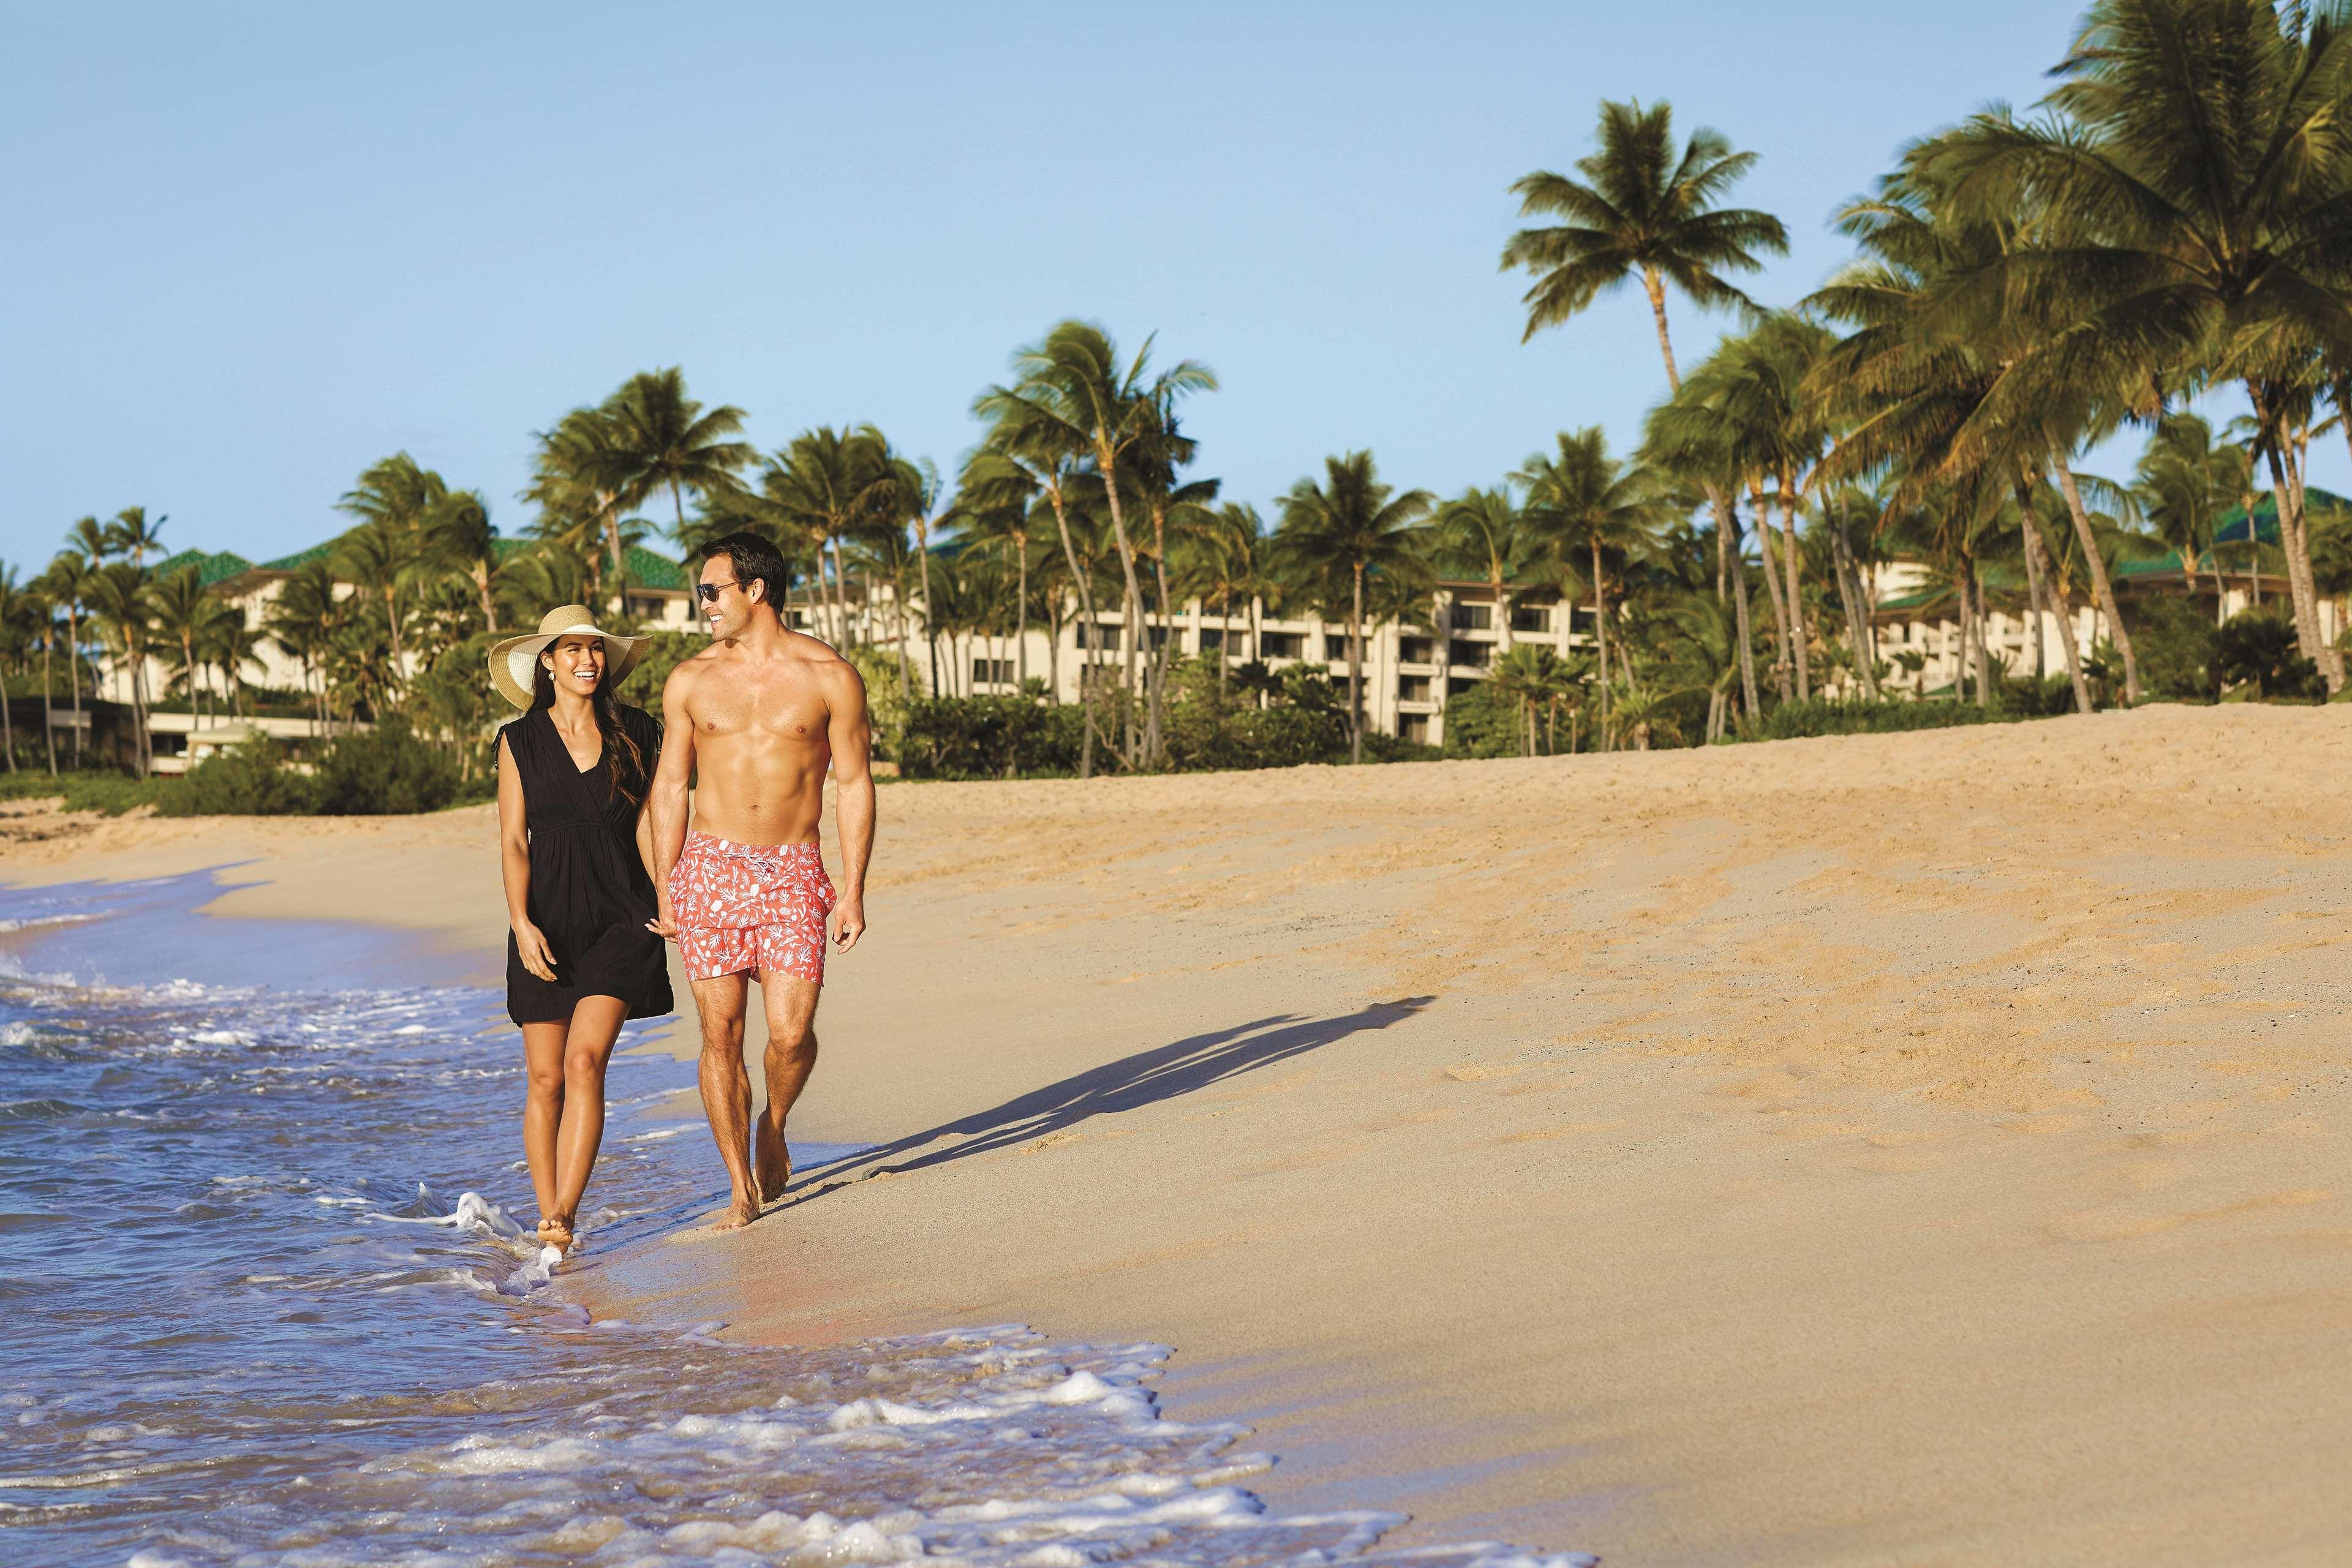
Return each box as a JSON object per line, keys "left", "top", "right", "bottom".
{"left": 6, "top": 1, "right": 2328, "bottom": 568}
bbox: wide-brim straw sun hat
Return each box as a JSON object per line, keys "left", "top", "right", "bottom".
{"left": 486, "top": 605, "right": 652, "bottom": 710}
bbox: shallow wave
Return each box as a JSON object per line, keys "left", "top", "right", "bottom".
{"left": 0, "top": 878, "right": 1593, "bottom": 1567}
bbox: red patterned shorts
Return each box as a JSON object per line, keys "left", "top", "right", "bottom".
{"left": 668, "top": 833, "right": 835, "bottom": 986}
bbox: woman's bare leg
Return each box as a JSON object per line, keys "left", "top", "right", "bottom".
{"left": 550, "top": 995, "right": 630, "bottom": 1239}
{"left": 519, "top": 1020, "right": 568, "bottom": 1238}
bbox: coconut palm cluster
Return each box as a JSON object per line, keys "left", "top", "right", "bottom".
{"left": 9, "top": 0, "right": 2352, "bottom": 785}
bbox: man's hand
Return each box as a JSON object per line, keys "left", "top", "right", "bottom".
{"left": 645, "top": 895, "right": 680, "bottom": 943}
{"left": 828, "top": 893, "right": 865, "bottom": 955}
{"left": 513, "top": 921, "right": 559, "bottom": 982}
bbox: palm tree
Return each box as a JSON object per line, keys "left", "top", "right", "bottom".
{"left": 1518, "top": 429, "right": 1658, "bottom": 748}
{"left": 1504, "top": 97, "right": 1786, "bottom": 700}
{"left": 0, "top": 565, "right": 23, "bottom": 771}
{"left": 1924, "top": 0, "right": 2352, "bottom": 692}
{"left": 970, "top": 386, "right": 1109, "bottom": 774}
{"left": 975, "top": 322, "right": 1216, "bottom": 766}
{"left": 2133, "top": 413, "right": 2236, "bottom": 624}
{"left": 1433, "top": 488, "right": 1543, "bottom": 658}
{"left": 150, "top": 566, "right": 213, "bottom": 720}
{"left": 764, "top": 425, "right": 894, "bottom": 647}
{"left": 600, "top": 367, "right": 756, "bottom": 559}
{"left": 266, "top": 562, "right": 342, "bottom": 734}
{"left": 43, "top": 546, "right": 94, "bottom": 768}
{"left": 331, "top": 518, "right": 416, "bottom": 694}
{"left": 104, "top": 507, "right": 167, "bottom": 568}
{"left": 86, "top": 562, "right": 154, "bottom": 773}
{"left": 527, "top": 409, "right": 632, "bottom": 608}
{"left": 1275, "top": 451, "right": 1433, "bottom": 764}
{"left": 952, "top": 451, "right": 1044, "bottom": 694}
{"left": 426, "top": 488, "right": 500, "bottom": 632}
{"left": 1806, "top": 161, "right": 2113, "bottom": 710}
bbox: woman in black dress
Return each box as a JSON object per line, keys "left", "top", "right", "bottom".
{"left": 489, "top": 605, "right": 673, "bottom": 1253}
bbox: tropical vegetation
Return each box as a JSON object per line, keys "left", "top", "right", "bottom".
{"left": 7, "top": 0, "right": 2352, "bottom": 804}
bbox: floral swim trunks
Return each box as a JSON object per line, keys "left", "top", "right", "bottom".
{"left": 668, "top": 832, "right": 836, "bottom": 985}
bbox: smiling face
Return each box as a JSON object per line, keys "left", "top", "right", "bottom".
{"left": 699, "top": 558, "right": 761, "bottom": 640}
{"left": 540, "top": 633, "right": 606, "bottom": 700}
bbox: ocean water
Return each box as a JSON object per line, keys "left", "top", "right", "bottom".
{"left": 0, "top": 874, "right": 1592, "bottom": 1567}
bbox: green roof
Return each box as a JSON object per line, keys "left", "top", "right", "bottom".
{"left": 486, "top": 535, "right": 687, "bottom": 590}
{"left": 254, "top": 537, "right": 344, "bottom": 573}
{"left": 151, "top": 548, "right": 255, "bottom": 587}
{"left": 2213, "top": 485, "right": 2350, "bottom": 546}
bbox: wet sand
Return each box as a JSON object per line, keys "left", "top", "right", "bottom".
{"left": 10, "top": 703, "right": 2349, "bottom": 1564}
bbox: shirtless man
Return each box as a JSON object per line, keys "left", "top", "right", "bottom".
{"left": 645, "top": 530, "right": 874, "bottom": 1231}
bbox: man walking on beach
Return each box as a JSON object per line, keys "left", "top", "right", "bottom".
{"left": 646, "top": 531, "right": 875, "bottom": 1230}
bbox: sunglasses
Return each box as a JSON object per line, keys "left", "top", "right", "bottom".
{"left": 696, "top": 578, "right": 741, "bottom": 605}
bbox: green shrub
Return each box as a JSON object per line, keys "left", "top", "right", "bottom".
{"left": 2131, "top": 597, "right": 2222, "bottom": 703}
{"left": 899, "top": 697, "right": 1084, "bottom": 779}
{"left": 160, "top": 741, "right": 320, "bottom": 816}
{"left": 1441, "top": 681, "right": 1522, "bottom": 759}
{"left": 1728, "top": 696, "right": 2024, "bottom": 742}
{"left": 0, "top": 769, "right": 172, "bottom": 815}
{"left": 2216, "top": 611, "right": 2325, "bottom": 701}
{"left": 312, "top": 717, "right": 461, "bottom": 814}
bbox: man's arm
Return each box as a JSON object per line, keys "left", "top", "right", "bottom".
{"left": 824, "top": 659, "right": 875, "bottom": 955}
{"left": 644, "top": 666, "right": 698, "bottom": 940}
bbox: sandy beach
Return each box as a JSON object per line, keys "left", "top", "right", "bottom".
{"left": 9, "top": 703, "right": 2348, "bottom": 1566}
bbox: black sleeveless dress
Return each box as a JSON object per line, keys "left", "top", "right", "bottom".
{"left": 502, "top": 704, "right": 674, "bottom": 1026}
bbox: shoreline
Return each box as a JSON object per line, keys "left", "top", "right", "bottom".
{"left": 9, "top": 704, "right": 2351, "bottom": 1564}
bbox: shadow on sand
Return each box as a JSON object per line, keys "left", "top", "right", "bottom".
{"left": 785, "top": 996, "right": 1435, "bottom": 1207}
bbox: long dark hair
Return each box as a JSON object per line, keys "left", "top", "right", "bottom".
{"left": 531, "top": 653, "right": 648, "bottom": 805}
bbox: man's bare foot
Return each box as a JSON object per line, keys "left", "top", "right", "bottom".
{"left": 712, "top": 1193, "right": 761, "bottom": 1231}
{"left": 754, "top": 1125, "right": 791, "bottom": 1203}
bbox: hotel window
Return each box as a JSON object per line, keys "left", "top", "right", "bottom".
{"left": 1399, "top": 714, "right": 1431, "bottom": 745}
{"left": 1398, "top": 635, "right": 1436, "bottom": 665}
{"left": 1397, "top": 674, "right": 1433, "bottom": 703}
{"left": 1450, "top": 602, "right": 1492, "bottom": 630}
{"left": 1258, "top": 631, "right": 1303, "bottom": 660}
{"left": 971, "top": 658, "right": 1015, "bottom": 687}
{"left": 1448, "top": 676, "right": 1482, "bottom": 698}
{"left": 1076, "top": 622, "right": 1121, "bottom": 650}
{"left": 1450, "top": 638, "right": 1491, "bottom": 669}
{"left": 1512, "top": 605, "right": 1551, "bottom": 633}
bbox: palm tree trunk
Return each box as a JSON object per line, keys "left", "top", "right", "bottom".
{"left": 475, "top": 564, "right": 498, "bottom": 633}
{"left": 1968, "top": 562, "right": 1992, "bottom": 708}
{"left": 1590, "top": 537, "right": 1610, "bottom": 750}
{"left": 1091, "top": 446, "right": 1149, "bottom": 764}
{"left": 2051, "top": 454, "right": 2140, "bottom": 704}
{"left": 1717, "top": 496, "right": 1760, "bottom": 717}
{"left": 1493, "top": 570, "right": 1513, "bottom": 656}
{"left": 1641, "top": 268, "right": 1683, "bottom": 389}
{"left": 66, "top": 606, "right": 83, "bottom": 770}
{"left": 1041, "top": 484, "right": 1101, "bottom": 778}
{"left": 1348, "top": 564, "right": 1365, "bottom": 765}
{"left": 2019, "top": 492, "right": 2092, "bottom": 714}
{"left": 1779, "top": 481, "right": 1809, "bottom": 702}
{"left": 1751, "top": 490, "right": 1796, "bottom": 703}
{"left": 1014, "top": 535, "right": 1030, "bottom": 690}
{"left": 1146, "top": 505, "right": 1175, "bottom": 767}
{"left": 42, "top": 632, "right": 57, "bottom": 775}
{"left": 1825, "top": 520, "right": 1880, "bottom": 701}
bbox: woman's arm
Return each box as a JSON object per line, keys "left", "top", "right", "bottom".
{"left": 498, "top": 731, "right": 558, "bottom": 982}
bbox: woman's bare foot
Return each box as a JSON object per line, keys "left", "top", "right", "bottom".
{"left": 712, "top": 1191, "right": 761, "bottom": 1231}
{"left": 539, "top": 1215, "right": 575, "bottom": 1254}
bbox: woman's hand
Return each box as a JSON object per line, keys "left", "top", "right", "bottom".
{"left": 513, "top": 921, "right": 559, "bottom": 982}
{"left": 644, "top": 897, "right": 679, "bottom": 943}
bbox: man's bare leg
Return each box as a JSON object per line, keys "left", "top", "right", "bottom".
{"left": 689, "top": 972, "right": 761, "bottom": 1230}
{"left": 754, "top": 976, "right": 821, "bottom": 1202}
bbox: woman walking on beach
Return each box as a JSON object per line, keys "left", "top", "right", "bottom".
{"left": 489, "top": 605, "right": 673, "bottom": 1253}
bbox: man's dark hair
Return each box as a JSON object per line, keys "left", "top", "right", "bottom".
{"left": 701, "top": 530, "right": 790, "bottom": 616}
